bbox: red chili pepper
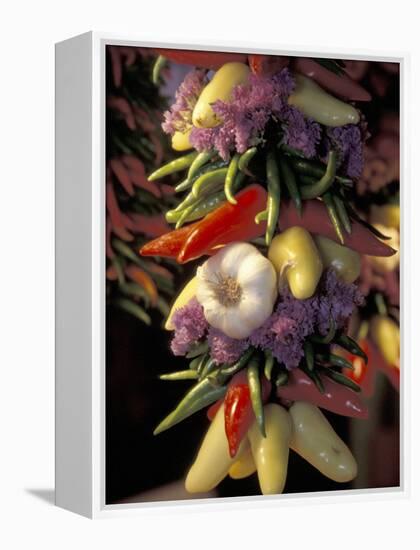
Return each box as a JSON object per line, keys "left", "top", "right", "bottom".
{"left": 223, "top": 371, "right": 271, "bottom": 458}
{"left": 276, "top": 369, "right": 369, "bottom": 419}
{"left": 340, "top": 340, "right": 375, "bottom": 398}
{"left": 292, "top": 58, "right": 371, "bottom": 102}
{"left": 278, "top": 199, "right": 396, "bottom": 257}
{"left": 248, "top": 54, "right": 289, "bottom": 76}
{"left": 140, "top": 223, "right": 195, "bottom": 259}
{"left": 177, "top": 184, "right": 267, "bottom": 263}
{"left": 152, "top": 49, "right": 247, "bottom": 70}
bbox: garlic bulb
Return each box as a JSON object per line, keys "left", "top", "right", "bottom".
{"left": 196, "top": 242, "right": 277, "bottom": 339}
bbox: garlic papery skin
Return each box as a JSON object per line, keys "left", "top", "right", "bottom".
{"left": 196, "top": 242, "right": 277, "bottom": 339}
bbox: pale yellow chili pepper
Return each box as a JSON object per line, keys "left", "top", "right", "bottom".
{"left": 268, "top": 226, "right": 323, "bottom": 299}
{"left": 192, "top": 62, "right": 250, "bottom": 128}
{"left": 288, "top": 74, "right": 360, "bottom": 127}
{"left": 248, "top": 403, "right": 292, "bottom": 495}
{"left": 289, "top": 401, "right": 358, "bottom": 483}
{"left": 314, "top": 235, "right": 361, "bottom": 283}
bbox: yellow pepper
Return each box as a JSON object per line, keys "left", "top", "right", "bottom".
{"left": 248, "top": 403, "right": 292, "bottom": 495}
{"left": 289, "top": 401, "right": 357, "bottom": 483}
{"left": 288, "top": 74, "right": 360, "bottom": 127}
{"left": 165, "top": 276, "right": 197, "bottom": 330}
{"left": 229, "top": 447, "right": 256, "bottom": 479}
{"left": 370, "top": 314, "right": 400, "bottom": 367}
{"left": 268, "top": 226, "right": 323, "bottom": 299}
{"left": 314, "top": 235, "right": 361, "bottom": 283}
{"left": 185, "top": 402, "right": 248, "bottom": 493}
{"left": 192, "top": 62, "right": 250, "bottom": 128}
{"left": 171, "top": 129, "right": 193, "bottom": 151}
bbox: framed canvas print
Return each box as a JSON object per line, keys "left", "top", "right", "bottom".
{"left": 55, "top": 32, "right": 406, "bottom": 518}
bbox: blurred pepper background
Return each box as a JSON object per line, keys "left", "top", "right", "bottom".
{"left": 106, "top": 47, "right": 399, "bottom": 504}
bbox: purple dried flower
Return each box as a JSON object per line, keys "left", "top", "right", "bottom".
{"left": 207, "top": 327, "right": 248, "bottom": 365}
{"left": 190, "top": 69, "right": 299, "bottom": 160}
{"left": 170, "top": 298, "right": 208, "bottom": 356}
{"left": 249, "top": 270, "right": 363, "bottom": 369}
{"left": 162, "top": 69, "right": 207, "bottom": 135}
{"left": 280, "top": 105, "right": 322, "bottom": 158}
{"left": 326, "top": 125, "right": 364, "bottom": 178}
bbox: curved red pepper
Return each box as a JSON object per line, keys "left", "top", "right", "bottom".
{"left": 178, "top": 184, "right": 267, "bottom": 263}
{"left": 223, "top": 371, "right": 271, "bottom": 458}
{"left": 292, "top": 58, "right": 371, "bottom": 102}
{"left": 248, "top": 54, "right": 289, "bottom": 76}
{"left": 278, "top": 199, "right": 396, "bottom": 257}
{"left": 152, "top": 48, "right": 247, "bottom": 70}
{"left": 140, "top": 223, "right": 195, "bottom": 258}
{"left": 276, "top": 369, "right": 369, "bottom": 419}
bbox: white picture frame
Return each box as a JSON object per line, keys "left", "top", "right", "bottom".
{"left": 55, "top": 31, "right": 409, "bottom": 519}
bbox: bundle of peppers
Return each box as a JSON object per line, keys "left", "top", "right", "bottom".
{"left": 137, "top": 50, "right": 398, "bottom": 496}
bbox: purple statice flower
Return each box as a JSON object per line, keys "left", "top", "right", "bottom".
{"left": 190, "top": 69, "right": 298, "bottom": 160}
{"left": 316, "top": 269, "right": 364, "bottom": 334}
{"left": 207, "top": 327, "right": 248, "bottom": 365}
{"left": 325, "top": 125, "right": 364, "bottom": 178}
{"left": 162, "top": 69, "right": 207, "bottom": 135}
{"left": 249, "top": 270, "right": 363, "bottom": 369}
{"left": 280, "top": 105, "right": 322, "bottom": 158}
{"left": 170, "top": 298, "right": 208, "bottom": 356}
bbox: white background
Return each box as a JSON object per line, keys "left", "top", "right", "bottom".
{"left": 1, "top": 1, "right": 419, "bottom": 548}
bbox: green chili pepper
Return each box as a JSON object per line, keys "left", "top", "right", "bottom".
{"left": 247, "top": 357, "right": 266, "bottom": 437}
{"left": 152, "top": 55, "right": 166, "bottom": 85}
{"left": 238, "top": 146, "right": 257, "bottom": 175}
{"left": 199, "top": 358, "right": 219, "bottom": 380}
{"left": 263, "top": 350, "right": 275, "bottom": 381}
{"left": 279, "top": 144, "right": 306, "bottom": 158}
{"left": 316, "top": 353, "right": 354, "bottom": 370}
{"left": 186, "top": 341, "right": 209, "bottom": 359}
{"left": 192, "top": 167, "right": 228, "bottom": 198}
{"left": 160, "top": 370, "right": 199, "bottom": 381}
{"left": 175, "top": 160, "right": 229, "bottom": 192}
{"left": 265, "top": 150, "right": 281, "bottom": 246}
{"left": 289, "top": 157, "right": 352, "bottom": 185}
{"left": 274, "top": 370, "right": 289, "bottom": 387}
{"left": 148, "top": 151, "right": 198, "bottom": 181}
{"left": 189, "top": 356, "right": 203, "bottom": 371}
{"left": 279, "top": 156, "right": 302, "bottom": 214}
{"left": 303, "top": 340, "right": 315, "bottom": 371}
{"left": 333, "top": 194, "right": 352, "bottom": 234}
{"left": 220, "top": 348, "right": 254, "bottom": 378}
{"left": 187, "top": 151, "right": 214, "bottom": 182}
{"left": 255, "top": 210, "right": 268, "bottom": 224}
{"left": 323, "top": 191, "right": 344, "bottom": 244}
{"left": 310, "top": 316, "right": 336, "bottom": 344}
{"left": 335, "top": 333, "right": 368, "bottom": 363}
{"left": 196, "top": 353, "right": 210, "bottom": 378}
{"left": 299, "top": 364, "right": 325, "bottom": 394}
{"left": 319, "top": 367, "right": 361, "bottom": 392}
{"left": 224, "top": 153, "right": 240, "bottom": 204}
{"left": 300, "top": 150, "right": 337, "bottom": 200}
{"left": 299, "top": 174, "right": 317, "bottom": 186}
{"left": 175, "top": 201, "right": 201, "bottom": 229}
{"left": 153, "top": 377, "right": 227, "bottom": 435}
